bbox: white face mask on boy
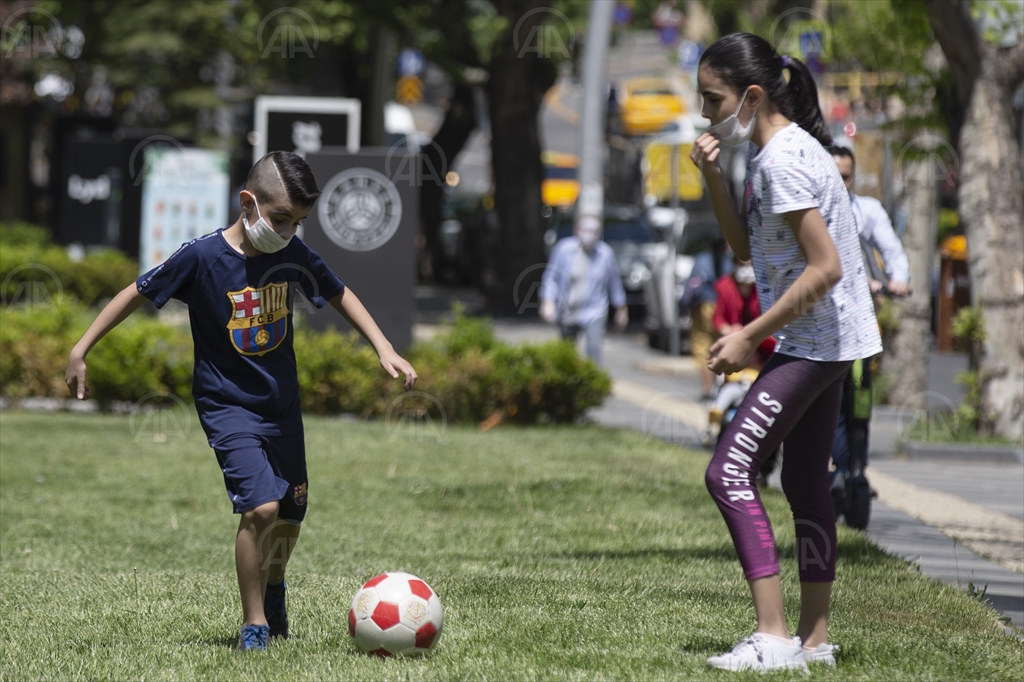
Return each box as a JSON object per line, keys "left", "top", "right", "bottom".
{"left": 707, "top": 88, "right": 757, "bottom": 147}
{"left": 243, "top": 196, "right": 292, "bottom": 253}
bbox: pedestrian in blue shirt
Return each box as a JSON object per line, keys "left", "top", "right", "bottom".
{"left": 64, "top": 151, "right": 417, "bottom": 652}
{"left": 539, "top": 215, "right": 628, "bottom": 364}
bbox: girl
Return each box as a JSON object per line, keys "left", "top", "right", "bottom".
{"left": 690, "top": 33, "right": 881, "bottom": 672}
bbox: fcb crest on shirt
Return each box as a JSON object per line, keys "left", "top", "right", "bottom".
{"left": 226, "top": 282, "right": 290, "bottom": 356}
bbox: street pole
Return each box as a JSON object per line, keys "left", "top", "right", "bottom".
{"left": 577, "top": 0, "right": 616, "bottom": 223}
{"left": 668, "top": 143, "right": 681, "bottom": 356}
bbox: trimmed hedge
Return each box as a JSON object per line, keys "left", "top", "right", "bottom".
{"left": 0, "top": 303, "right": 611, "bottom": 425}
{"left": 1, "top": 222, "right": 139, "bottom": 308}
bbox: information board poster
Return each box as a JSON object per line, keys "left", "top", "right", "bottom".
{"left": 138, "top": 148, "right": 230, "bottom": 275}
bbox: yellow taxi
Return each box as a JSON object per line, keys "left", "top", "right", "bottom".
{"left": 619, "top": 78, "right": 685, "bottom": 137}
{"left": 540, "top": 151, "right": 580, "bottom": 209}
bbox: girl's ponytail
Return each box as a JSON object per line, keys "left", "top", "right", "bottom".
{"left": 699, "top": 33, "right": 833, "bottom": 148}
{"left": 779, "top": 55, "right": 832, "bottom": 148}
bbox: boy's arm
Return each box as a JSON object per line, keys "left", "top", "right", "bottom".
{"left": 65, "top": 282, "right": 149, "bottom": 399}
{"left": 329, "top": 288, "right": 417, "bottom": 390}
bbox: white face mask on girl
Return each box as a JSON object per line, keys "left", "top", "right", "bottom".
{"left": 708, "top": 88, "right": 756, "bottom": 147}
{"left": 243, "top": 197, "right": 292, "bottom": 253}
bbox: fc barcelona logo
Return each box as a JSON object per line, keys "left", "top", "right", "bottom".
{"left": 226, "top": 282, "right": 290, "bottom": 356}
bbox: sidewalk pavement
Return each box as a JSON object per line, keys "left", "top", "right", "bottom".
{"left": 474, "top": 320, "right": 1024, "bottom": 632}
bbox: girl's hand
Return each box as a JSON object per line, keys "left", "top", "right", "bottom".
{"left": 690, "top": 132, "right": 724, "bottom": 181}
{"left": 65, "top": 351, "right": 89, "bottom": 400}
{"left": 707, "top": 330, "right": 757, "bottom": 376}
{"left": 379, "top": 349, "right": 418, "bottom": 390}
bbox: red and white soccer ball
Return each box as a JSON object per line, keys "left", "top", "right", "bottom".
{"left": 348, "top": 572, "right": 444, "bottom": 657}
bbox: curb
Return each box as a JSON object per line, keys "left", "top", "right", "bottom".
{"left": 901, "top": 440, "right": 1024, "bottom": 464}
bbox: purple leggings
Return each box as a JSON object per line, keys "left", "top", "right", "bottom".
{"left": 705, "top": 353, "right": 852, "bottom": 582}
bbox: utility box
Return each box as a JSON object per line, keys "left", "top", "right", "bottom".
{"left": 300, "top": 149, "right": 420, "bottom": 353}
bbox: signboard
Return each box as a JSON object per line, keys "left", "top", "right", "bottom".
{"left": 138, "top": 147, "right": 229, "bottom": 274}
{"left": 853, "top": 130, "right": 885, "bottom": 202}
{"left": 677, "top": 40, "right": 703, "bottom": 73}
{"left": 55, "top": 136, "right": 123, "bottom": 248}
{"left": 253, "top": 96, "right": 361, "bottom": 164}
{"left": 301, "top": 149, "right": 420, "bottom": 352}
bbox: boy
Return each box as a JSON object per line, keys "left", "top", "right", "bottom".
{"left": 64, "top": 151, "right": 417, "bottom": 651}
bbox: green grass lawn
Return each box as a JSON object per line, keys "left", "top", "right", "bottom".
{"left": 1, "top": 411, "right": 1020, "bottom": 680}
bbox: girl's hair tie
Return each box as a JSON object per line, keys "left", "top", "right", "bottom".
{"left": 781, "top": 54, "right": 791, "bottom": 67}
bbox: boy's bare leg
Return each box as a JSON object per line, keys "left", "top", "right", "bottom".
{"left": 263, "top": 521, "right": 301, "bottom": 589}
{"left": 235, "top": 500, "right": 279, "bottom": 626}
{"left": 795, "top": 581, "right": 832, "bottom": 648}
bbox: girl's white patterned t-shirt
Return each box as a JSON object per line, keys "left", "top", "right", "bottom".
{"left": 744, "top": 123, "right": 882, "bottom": 361}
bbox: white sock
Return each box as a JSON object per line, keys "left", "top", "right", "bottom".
{"left": 757, "top": 632, "right": 796, "bottom": 646}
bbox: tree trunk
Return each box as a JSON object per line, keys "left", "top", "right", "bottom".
{"left": 486, "top": 0, "right": 556, "bottom": 312}
{"left": 886, "top": 155, "right": 935, "bottom": 413}
{"left": 927, "top": 0, "right": 1024, "bottom": 443}
{"left": 420, "top": 83, "right": 477, "bottom": 280}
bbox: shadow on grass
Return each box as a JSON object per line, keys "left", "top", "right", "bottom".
{"left": 198, "top": 635, "right": 241, "bottom": 649}
{"left": 557, "top": 546, "right": 741, "bottom": 563}
{"left": 679, "top": 635, "right": 744, "bottom": 655}
{"left": 557, "top": 534, "right": 899, "bottom": 570}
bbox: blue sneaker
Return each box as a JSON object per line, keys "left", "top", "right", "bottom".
{"left": 237, "top": 624, "right": 269, "bottom": 651}
{"left": 265, "top": 581, "right": 288, "bottom": 639}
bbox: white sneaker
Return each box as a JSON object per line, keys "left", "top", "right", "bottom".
{"left": 802, "top": 642, "right": 838, "bottom": 665}
{"left": 706, "top": 633, "right": 810, "bottom": 673}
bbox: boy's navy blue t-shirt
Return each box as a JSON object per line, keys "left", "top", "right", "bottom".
{"left": 136, "top": 229, "right": 345, "bottom": 446}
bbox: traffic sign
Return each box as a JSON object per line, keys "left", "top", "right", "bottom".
{"left": 396, "top": 75, "right": 423, "bottom": 105}
{"left": 397, "top": 48, "right": 424, "bottom": 77}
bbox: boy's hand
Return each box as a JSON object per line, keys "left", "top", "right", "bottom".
{"left": 65, "top": 351, "right": 89, "bottom": 400}
{"left": 379, "top": 349, "right": 418, "bottom": 390}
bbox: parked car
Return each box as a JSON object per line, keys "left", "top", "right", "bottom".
{"left": 544, "top": 205, "right": 658, "bottom": 312}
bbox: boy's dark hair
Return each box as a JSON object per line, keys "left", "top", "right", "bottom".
{"left": 699, "top": 32, "right": 833, "bottom": 148}
{"left": 244, "top": 151, "right": 321, "bottom": 206}
{"left": 828, "top": 145, "right": 856, "bottom": 169}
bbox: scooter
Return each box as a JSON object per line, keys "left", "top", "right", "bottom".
{"left": 832, "top": 283, "right": 908, "bottom": 530}
{"left": 831, "top": 356, "right": 876, "bottom": 529}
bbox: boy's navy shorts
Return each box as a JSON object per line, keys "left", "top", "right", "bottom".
{"left": 213, "top": 433, "right": 308, "bottom": 522}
